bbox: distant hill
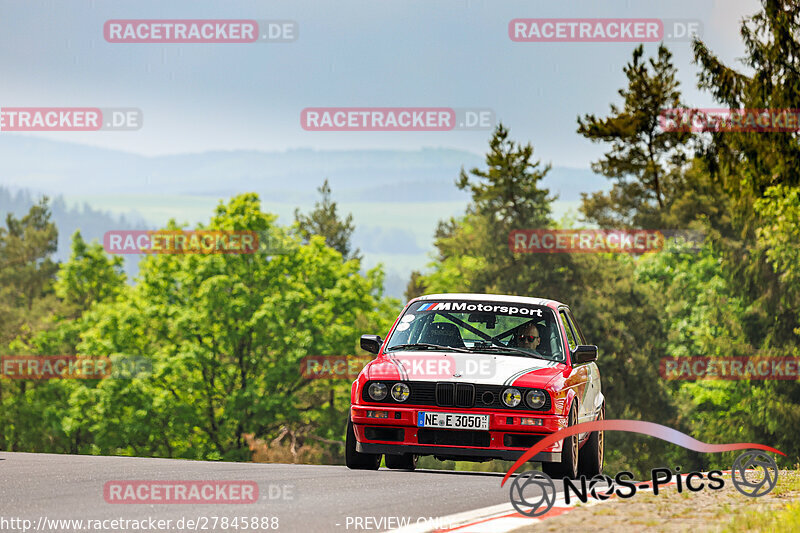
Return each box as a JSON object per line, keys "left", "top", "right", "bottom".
{"left": 0, "top": 136, "right": 610, "bottom": 298}
{"left": 0, "top": 135, "right": 608, "bottom": 203}
{"left": 0, "top": 187, "right": 145, "bottom": 262}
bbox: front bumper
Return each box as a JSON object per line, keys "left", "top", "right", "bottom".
{"left": 351, "top": 405, "right": 566, "bottom": 463}
{"left": 356, "top": 442, "right": 560, "bottom": 462}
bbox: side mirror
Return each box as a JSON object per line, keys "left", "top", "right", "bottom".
{"left": 360, "top": 334, "right": 383, "bottom": 355}
{"left": 572, "top": 345, "right": 598, "bottom": 365}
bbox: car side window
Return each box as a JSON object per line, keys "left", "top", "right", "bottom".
{"left": 565, "top": 309, "right": 586, "bottom": 345}
{"left": 559, "top": 310, "right": 577, "bottom": 351}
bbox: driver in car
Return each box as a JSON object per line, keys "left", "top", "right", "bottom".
{"left": 510, "top": 321, "right": 543, "bottom": 354}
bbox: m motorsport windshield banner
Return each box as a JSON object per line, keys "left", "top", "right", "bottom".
{"left": 415, "top": 301, "right": 545, "bottom": 318}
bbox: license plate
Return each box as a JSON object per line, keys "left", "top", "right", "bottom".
{"left": 417, "top": 412, "right": 489, "bottom": 430}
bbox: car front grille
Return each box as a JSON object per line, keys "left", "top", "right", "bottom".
{"left": 435, "top": 383, "right": 475, "bottom": 407}
{"left": 436, "top": 382, "right": 454, "bottom": 406}
{"left": 455, "top": 383, "right": 474, "bottom": 407}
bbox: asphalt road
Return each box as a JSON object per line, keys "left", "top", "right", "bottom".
{"left": 0, "top": 452, "right": 540, "bottom": 533}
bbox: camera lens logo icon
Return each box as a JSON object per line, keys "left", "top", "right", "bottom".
{"left": 509, "top": 470, "right": 557, "bottom": 517}
{"left": 732, "top": 450, "right": 778, "bottom": 497}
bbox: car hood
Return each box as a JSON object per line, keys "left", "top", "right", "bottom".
{"left": 366, "top": 350, "right": 565, "bottom": 387}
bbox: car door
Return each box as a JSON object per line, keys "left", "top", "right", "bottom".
{"left": 565, "top": 308, "right": 601, "bottom": 421}
{"left": 558, "top": 308, "right": 591, "bottom": 427}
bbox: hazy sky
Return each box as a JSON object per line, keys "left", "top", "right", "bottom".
{"left": 1, "top": 0, "right": 761, "bottom": 167}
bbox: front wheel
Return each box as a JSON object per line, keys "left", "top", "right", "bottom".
{"left": 578, "top": 405, "right": 604, "bottom": 477}
{"left": 345, "top": 419, "right": 381, "bottom": 470}
{"left": 542, "top": 404, "right": 579, "bottom": 479}
{"left": 385, "top": 453, "right": 417, "bottom": 471}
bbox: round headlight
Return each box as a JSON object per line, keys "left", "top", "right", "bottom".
{"left": 525, "top": 389, "right": 547, "bottom": 409}
{"left": 391, "top": 383, "right": 410, "bottom": 402}
{"left": 368, "top": 382, "right": 388, "bottom": 401}
{"left": 502, "top": 387, "right": 522, "bottom": 407}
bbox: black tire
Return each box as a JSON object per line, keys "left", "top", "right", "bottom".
{"left": 542, "top": 404, "right": 579, "bottom": 480}
{"left": 384, "top": 453, "right": 417, "bottom": 471}
{"left": 345, "top": 419, "right": 381, "bottom": 470}
{"left": 578, "top": 405, "right": 604, "bottom": 478}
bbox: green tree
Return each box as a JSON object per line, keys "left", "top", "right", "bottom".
{"left": 295, "top": 179, "right": 360, "bottom": 261}
{"left": 0, "top": 199, "right": 60, "bottom": 451}
{"left": 573, "top": 253, "right": 680, "bottom": 474}
{"left": 1, "top": 194, "right": 398, "bottom": 461}
{"left": 691, "top": 0, "right": 800, "bottom": 347}
{"left": 418, "top": 123, "right": 577, "bottom": 299}
{"left": 456, "top": 123, "right": 553, "bottom": 227}
{"left": 0, "top": 198, "right": 59, "bottom": 304}
{"left": 693, "top": 0, "right": 800, "bottom": 196}
{"left": 404, "top": 270, "right": 426, "bottom": 301}
{"left": 637, "top": 239, "right": 800, "bottom": 468}
{"left": 68, "top": 194, "right": 394, "bottom": 460}
{"left": 55, "top": 231, "right": 126, "bottom": 317}
{"left": 577, "top": 44, "right": 692, "bottom": 229}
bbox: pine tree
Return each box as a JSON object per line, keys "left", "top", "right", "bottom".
{"left": 0, "top": 197, "right": 59, "bottom": 326}
{"left": 577, "top": 44, "right": 692, "bottom": 229}
{"left": 457, "top": 123, "right": 553, "bottom": 228}
{"left": 693, "top": 0, "right": 800, "bottom": 196}
{"left": 294, "top": 179, "right": 360, "bottom": 261}
{"left": 420, "top": 123, "right": 575, "bottom": 300}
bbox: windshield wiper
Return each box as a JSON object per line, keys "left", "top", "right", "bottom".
{"left": 468, "top": 345, "right": 549, "bottom": 359}
{"left": 385, "top": 343, "right": 472, "bottom": 354}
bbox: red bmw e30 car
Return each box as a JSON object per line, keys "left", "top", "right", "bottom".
{"left": 346, "top": 293, "right": 604, "bottom": 478}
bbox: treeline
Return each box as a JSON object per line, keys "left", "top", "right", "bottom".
{"left": 0, "top": 191, "right": 397, "bottom": 462}
{"left": 407, "top": 0, "right": 800, "bottom": 473}
{"left": 0, "top": 186, "right": 144, "bottom": 262}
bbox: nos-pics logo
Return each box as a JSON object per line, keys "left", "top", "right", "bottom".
{"left": 502, "top": 420, "right": 782, "bottom": 517}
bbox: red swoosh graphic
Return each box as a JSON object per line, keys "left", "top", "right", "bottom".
{"left": 501, "top": 419, "right": 784, "bottom": 486}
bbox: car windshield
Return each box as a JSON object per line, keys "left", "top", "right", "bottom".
{"left": 385, "top": 300, "right": 566, "bottom": 362}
